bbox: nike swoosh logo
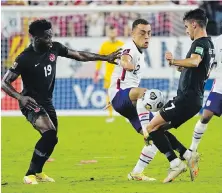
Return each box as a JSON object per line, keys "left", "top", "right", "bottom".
{"left": 35, "top": 63, "right": 40, "bottom": 67}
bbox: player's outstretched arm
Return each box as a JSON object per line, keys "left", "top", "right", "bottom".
{"left": 66, "top": 48, "right": 121, "bottom": 64}
{"left": 165, "top": 51, "right": 202, "bottom": 68}
{"left": 1, "top": 71, "right": 39, "bottom": 110}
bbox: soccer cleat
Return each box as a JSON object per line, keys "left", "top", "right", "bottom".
{"left": 23, "top": 175, "right": 38, "bottom": 185}
{"left": 128, "top": 172, "right": 156, "bottom": 181}
{"left": 36, "top": 172, "right": 55, "bottom": 182}
{"left": 187, "top": 152, "right": 200, "bottom": 181}
{"left": 163, "top": 161, "right": 187, "bottom": 183}
{"left": 105, "top": 117, "right": 115, "bottom": 123}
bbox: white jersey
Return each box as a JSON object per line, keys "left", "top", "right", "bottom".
{"left": 108, "top": 41, "right": 146, "bottom": 101}
{"left": 212, "top": 35, "right": 222, "bottom": 94}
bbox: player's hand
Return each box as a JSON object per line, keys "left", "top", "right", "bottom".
{"left": 18, "top": 96, "right": 39, "bottom": 111}
{"left": 107, "top": 48, "right": 122, "bottom": 65}
{"left": 177, "top": 66, "right": 184, "bottom": 72}
{"left": 165, "top": 51, "right": 174, "bottom": 65}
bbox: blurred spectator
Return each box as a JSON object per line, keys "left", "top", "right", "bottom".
{"left": 1, "top": 0, "right": 221, "bottom": 37}
{"left": 1, "top": 0, "right": 27, "bottom": 5}
{"left": 49, "top": 15, "right": 67, "bottom": 37}
{"left": 86, "top": 12, "right": 105, "bottom": 37}
{"left": 105, "top": 12, "right": 128, "bottom": 36}
{"left": 200, "top": 1, "right": 222, "bottom": 35}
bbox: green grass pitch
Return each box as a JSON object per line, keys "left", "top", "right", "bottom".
{"left": 2, "top": 116, "right": 222, "bottom": 193}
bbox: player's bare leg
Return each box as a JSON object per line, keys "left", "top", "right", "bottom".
{"left": 129, "top": 87, "right": 147, "bottom": 102}
{"left": 190, "top": 109, "right": 214, "bottom": 152}
{"left": 24, "top": 115, "right": 57, "bottom": 184}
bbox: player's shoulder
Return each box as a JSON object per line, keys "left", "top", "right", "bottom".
{"left": 193, "top": 37, "right": 212, "bottom": 46}
{"left": 122, "top": 40, "right": 135, "bottom": 50}
{"left": 101, "top": 40, "right": 111, "bottom": 46}
{"left": 52, "top": 41, "right": 64, "bottom": 49}
{"left": 15, "top": 44, "right": 33, "bottom": 63}
{"left": 117, "top": 40, "right": 124, "bottom": 45}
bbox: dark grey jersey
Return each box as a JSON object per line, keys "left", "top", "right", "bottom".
{"left": 177, "top": 37, "right": 215, "bottom": 99}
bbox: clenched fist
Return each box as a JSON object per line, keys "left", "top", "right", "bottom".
{"left": 165, "top": 51, "right": 174, "bottom": 65}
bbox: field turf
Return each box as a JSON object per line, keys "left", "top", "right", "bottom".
{"left": 2, "top": 116, "right": 222, "bottom": 193}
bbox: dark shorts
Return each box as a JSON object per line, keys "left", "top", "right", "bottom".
{"left": 204, "top": 92, "right": 222, "bottom": 117}
{"left": 111, "top": 88, "right": 154, "bottom": 133}
{"left": 160, "top": 94, "right": 202, "bottom": 128}
{"left": 20, "top": 101, "right": 58, "bottom": 129}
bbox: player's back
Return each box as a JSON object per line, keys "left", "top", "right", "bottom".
{"left": 212, "top": 35, "right": 222, "bottom": 94}
{"left": 109, "top": 40, "right": 145, "bottom": 101}
{"left": 178, "top": 37, "right": 215, "bottom": 99}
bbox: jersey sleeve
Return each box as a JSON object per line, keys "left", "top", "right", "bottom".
{"left": 191, "top": 40, "right": 205, "bottom": 59}
{"left": 121, "top": 43, "right": 135, "bottom": 59}
{"left": 54, "top": 42, "right": 68, "bottom": 57}
{"left": 9, "top": 54, "right": 25, "bottom": 75}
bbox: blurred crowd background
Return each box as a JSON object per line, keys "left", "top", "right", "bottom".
{"left": 1, "top": 0, "right": 222, "bottom": 77}
{"left": 2, "top": 0, "right": 222, "bottom": 37}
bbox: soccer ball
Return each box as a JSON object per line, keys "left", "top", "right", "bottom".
{"left": 142, "top": 89, "right": 165, "bottom": 112}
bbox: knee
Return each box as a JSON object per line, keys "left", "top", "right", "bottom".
{"left": 43, "top": 130, "right": 58, "bottom": 146}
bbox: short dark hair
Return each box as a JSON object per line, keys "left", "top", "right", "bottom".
{"left": 29, "top": 19, "right": 52, "bottom": 36}
{"left": 183, "top": 8, "right": 208, "bottom": 28}
{"left": 132, "top": 19, "right": 150, "bottom": 30}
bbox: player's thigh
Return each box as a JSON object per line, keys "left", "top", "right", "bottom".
{"left": 112, "top": 88, "right": 141, "bottom": 132}
{"left": 204, "top": 92, "right": 222, "bottom": 117}
{"left": 35, "top": 115, "right": 56, "bottom": 134}
{"left": 160, "top": 97, "right": 201, "bottom": 129}
{"left": 21, "top": 105, "right": 56, "bottom": 134}
{"left": 129, "top": 87, "right": 147, "bottom": 101}
{"left": 45, "top": 104, "right": 58, "bottom": 130}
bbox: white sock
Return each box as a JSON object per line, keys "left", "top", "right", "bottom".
{"left": 190, "top": 120, "right": 207, "bottom": 152}
{"left": 170, "top": 158, "right": 181, "bottom": 168}
{"left": 183, "top": 149, "right": 192, "bottom": 161}
{"left": 132, "top": 144, "right": 158, "bottom": 174}
{"left": 136, "top": 98, "right": 151, "bottom": 135}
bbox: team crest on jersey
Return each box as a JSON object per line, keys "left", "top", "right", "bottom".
{"left": 49, "top": 53, "right": 55, "bottom": 62}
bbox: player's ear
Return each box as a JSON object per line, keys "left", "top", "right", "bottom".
{"left": 192, "top": 21, "right": 197, "bottom": 29}
{"left": 34, "top": 36, "right": 40, "bottom": 43}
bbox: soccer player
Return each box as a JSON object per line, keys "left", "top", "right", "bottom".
{"left": 189, "top": 34, "right": 222, "bottom": 152}
{"left": 145, "top": 9, "right": 215, "bottom": 183}
{"left": 94, "top": 25, "right": 124, "bottom": 123}
{"left": 108, "top": 18, "right": 160, "bottom": 181}
{"left": 1, "top": 19, "right": 121, "bottom": 185}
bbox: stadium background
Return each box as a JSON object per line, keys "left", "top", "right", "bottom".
{"left": 2, "top": 0, "right": 222, "bottom": 114}
{"left": 1, "top": 1, "right": 222, "bottom": 193}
